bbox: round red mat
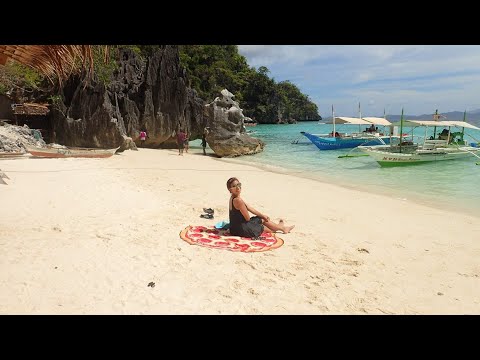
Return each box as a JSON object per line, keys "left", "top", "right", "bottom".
{"left": 180, "top": 225, "right": 284, "bottom": 252}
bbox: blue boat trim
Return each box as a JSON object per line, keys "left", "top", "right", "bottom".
{"left": 301, "top": 131, "right": 392, "bottom": 150}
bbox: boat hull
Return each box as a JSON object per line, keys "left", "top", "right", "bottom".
{"left": 358, "top": 145, "right": 480, "bottom": 166}
{"left": 0, "top": 152, "right": 25, "bottom": 158}
{"left": 26, "top": 145, "right": 119, "bottom": 158}
{"left": 301, "top": 132, "right": 392, "bottom": 150}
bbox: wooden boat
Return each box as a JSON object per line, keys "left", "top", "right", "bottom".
{"left": 25, "top": 145, "right": 119, "bottom": 158}
{"left": 301, "top": 128, "right": 394, "bottom": 150}
{"left": 0, "top": 152, "right": 26, "bottom": 158}
{"left": 301, "top": 105, "right": 396, "bottom": 150}
{"left": 358, "top": 140, "right": 480, "bottom": 166}
{"left": 357, "top": 110, "right": 480, "bottom": 166}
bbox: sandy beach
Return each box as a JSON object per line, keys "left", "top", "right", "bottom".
{"left": 1, "top": 147, "right": 480, "bottom": 314}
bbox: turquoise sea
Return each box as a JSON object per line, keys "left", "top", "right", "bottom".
{"left": 195, "top": 122, "right": 480, "bottom": 217}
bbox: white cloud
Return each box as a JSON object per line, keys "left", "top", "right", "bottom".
{"left": 238, "top": 45, "right": 480, "bottom": 115}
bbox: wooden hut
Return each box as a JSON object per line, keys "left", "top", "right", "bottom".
{"left": 12, "top": 102, "right": 51, "bottom": 141}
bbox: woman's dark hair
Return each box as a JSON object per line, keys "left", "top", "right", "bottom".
{"left": 226, "top": 177, "right": 239, "bottom": 189}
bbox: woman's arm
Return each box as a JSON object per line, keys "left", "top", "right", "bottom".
{"left": 244, "top": 202, "right": 270, "bottom": 222}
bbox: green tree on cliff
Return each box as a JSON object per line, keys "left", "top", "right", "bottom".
{"left": 178, "top": 45, "right": 321, "bottom": 123}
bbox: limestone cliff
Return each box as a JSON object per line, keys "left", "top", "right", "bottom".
{"left": 50, "top": 46, "right": 206, "bottom": 151}
{"left": 49, "top": 46, "right": 264, "bottom": 157}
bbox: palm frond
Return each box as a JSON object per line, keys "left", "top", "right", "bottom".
{"left": 0, "top": 45, "right": 95, "bottom": 85}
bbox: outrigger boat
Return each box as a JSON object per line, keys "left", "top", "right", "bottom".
{"left": 25, "top": 145, "right": 119, "bottom": 158}
{"left": 301, "top": 117, "right": 395, "bottom": 150}
{"left": 357, "top": 110, "right": 480, "bottom": 166}
{"left": 300, "top": 105, "right": 397, "bottom": 150}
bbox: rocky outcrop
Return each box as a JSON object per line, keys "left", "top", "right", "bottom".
{"left": 50, "top": 46, "right": 207, "bottom": 151}
{"left": 0, "top": 94, "right": 14, "bottom": 120}
{"left": 0, "top": 123, "right": 46, "bottom": 152}
{"left": 51, "top": 80, "right": 130, "bottom": 150}
{"left": 205, "top": 89, "right": 264, "bottom": 157}
{"left": 48, "top": 48, "right": 264, "bottom": 157}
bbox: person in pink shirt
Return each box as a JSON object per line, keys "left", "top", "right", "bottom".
{"left": 177, "top": 129, "right": 186, "bottom": 155}
{"left": 139, "top": 130, "right": 147, "bottom": 147}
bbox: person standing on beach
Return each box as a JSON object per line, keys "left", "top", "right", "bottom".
{"left": 139, "top": 130, "right": 147, "bottom": 147}
{"left": 201, "top": 127, "right": 209, "bottom": 155}
{"left": 227, "top": 177, "right": 294, "bottom": 238}
{"left": 184, "top": 132, "right": 190, "bottom": 153}
{"left": 177, "top": 129, "right": 186, "bottom": 155}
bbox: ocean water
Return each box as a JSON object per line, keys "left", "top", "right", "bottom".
{"left": 193, "top": 122, "right": 480, "bottom": 216}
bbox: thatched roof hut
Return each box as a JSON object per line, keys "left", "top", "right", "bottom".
{"left": 13, "top": 103, "right": 50, "bottom": 116}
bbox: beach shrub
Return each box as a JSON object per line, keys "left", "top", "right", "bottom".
{"left": 91, "top": 45, "right": 119, "bottom": 85}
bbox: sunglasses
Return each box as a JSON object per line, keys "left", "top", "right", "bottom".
{"left": 229, "top": 182, "right": 242, "bottom": 189}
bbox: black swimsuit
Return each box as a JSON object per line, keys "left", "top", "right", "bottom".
{"left": 229, "top": 197, "right": 264, "bottom": 238}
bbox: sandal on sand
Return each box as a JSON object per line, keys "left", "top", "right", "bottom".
{"left": 203, "top": 208, "right": 214, "bottom": 214}
{"left": 200, "top": 213, "right": 214, "bottom": 219}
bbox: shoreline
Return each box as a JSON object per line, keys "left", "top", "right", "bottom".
{"left": 1, "top": 148, "right": 480, "bottom": 314}
{"left": 216, "top": 152, "right": 480, "bottom": 220}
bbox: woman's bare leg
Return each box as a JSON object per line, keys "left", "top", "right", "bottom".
{"left": 263, "top": 220, "right": 295, "bottom": 234}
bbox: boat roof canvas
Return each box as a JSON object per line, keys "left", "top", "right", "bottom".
{"left": 408, "top": 120, "right": 447, "bottom": 127}
{"left": 362, "top": 117, "right": 392, "bottom": 126}
{"left": 390, "top": 120, "right": 447, "bottom": 127}
{"left": 441, "top": 120, "right": 480, "bottom": 130}
{"left": 390, "top": 119, "right": 480, "bottom": 129}
{"left": 330, "top": 117, "right": 371, "bottom": 125}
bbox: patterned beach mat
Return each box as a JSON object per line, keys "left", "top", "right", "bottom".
{"left": 180, "top": 225, "right": 284, "bottom": 252}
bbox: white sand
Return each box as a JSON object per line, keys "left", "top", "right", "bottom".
{"left": 1, "top": 147, "right": 479, "bottom": 314}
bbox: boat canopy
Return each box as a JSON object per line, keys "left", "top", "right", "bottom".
{"left": 362, "top": 117, "right": 392, "bottom": 126}
{"left": 327, "top": 117, "right": 371, "bottom": 125}
{"left": 390, "top": 119, "right": 480, "bottom": 130}
{"left": 441, "top": 121, "right": 480, "bottom": 130}
{"left": 390, "top": 120, "right": 440, "bottom": 127}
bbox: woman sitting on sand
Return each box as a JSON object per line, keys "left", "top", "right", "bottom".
{"left": 227, "top": 177, "right": 294, "bottom": 238}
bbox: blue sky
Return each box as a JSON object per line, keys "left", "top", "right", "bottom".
{"left": 237, "top": 45, "right": 480, "bottom": 117}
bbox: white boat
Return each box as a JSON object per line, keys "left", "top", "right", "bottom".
{"left": 25, "top": 145, "right": 119, "bottom": 158}
{"left": 357, "top": 111, "right": 480, "bottom": 166}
